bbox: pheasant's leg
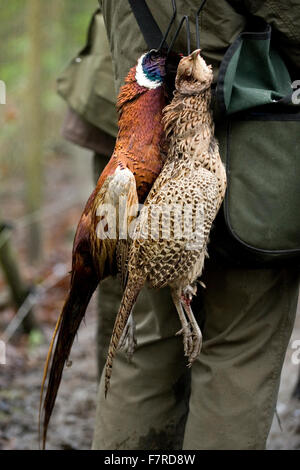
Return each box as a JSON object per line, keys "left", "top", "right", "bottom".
{"left": 171, "top": 292, "right": 193, "bottom": 357}
{"left": 118, "top": 313, "right": 137, "bottom": 360}
{"left": 181, "top": 291, "right": 202, "bottom": 365}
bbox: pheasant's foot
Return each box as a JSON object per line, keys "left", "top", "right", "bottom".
{"left": 118, "top": 314, "right": 137, "bottom": 360}
{"left": 180, "top": 293, "right": 202, "bottom": 365}
{"left": 178, "top": 317, "right": 202, "bottom": 364}
{"left": 172, "top": 288, "right": 202, "bottom": 363}
{"left": 186, "top": 328, "right": 202, "bottom": 366}
{"left": 176, "top": 324, "right": 193, "bottom": 357}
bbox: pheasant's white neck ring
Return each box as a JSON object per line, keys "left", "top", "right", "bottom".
{"left": 135, "top": 53, "right": 163, "bottom": 89}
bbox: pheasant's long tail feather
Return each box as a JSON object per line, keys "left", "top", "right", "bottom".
{"left": 39, "top": 263, "right": 98, "bottom": 449}
{"left": 39, "top": 307, "right": 63, "bottom": 446}
{"left": 117, "top": 239, "right": 129, "bottom": 289}
{"left": 105, "top": 275, "right": 144, "bottom": 397}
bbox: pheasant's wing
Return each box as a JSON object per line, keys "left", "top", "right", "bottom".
{"left": 129, "top": 168, "right": 220, "bottom": 288}
{"left": 102, "top": 166, "right": 139, "bottom": 288}
{"left": 89, "top": 164, "right": 139, "bottom": 280}
{"left": 118, "top": 171, "right": 139, "bottom": 290}
{"left": 209, "top": 137, "right": 227, "bottom": 209}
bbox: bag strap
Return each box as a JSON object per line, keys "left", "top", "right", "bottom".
{"left": 128, "top": 0, "right": 164, "bottom": 50}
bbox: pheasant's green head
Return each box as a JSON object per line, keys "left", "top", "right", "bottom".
{"left": 117, "top": 50, "right": 166, "bottom": 111}
{"left": 175, "top": 49, "right": 213, "bottom": 95}
{"left": 135, "top": 50, "right": 166, "bottom": 89}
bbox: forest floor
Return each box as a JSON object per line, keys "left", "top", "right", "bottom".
{"left": 0, "top": 147, "right": 299, "bottom": 450}
{"left": 0, "top": 145, "right": 98, "bottom": 450}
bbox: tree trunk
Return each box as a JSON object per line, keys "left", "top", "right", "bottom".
{"left": 0, "top": 224, "right": 36, "bottom": 333}
{"left": 24, "top": 0, "right": 44, "bottom": 263}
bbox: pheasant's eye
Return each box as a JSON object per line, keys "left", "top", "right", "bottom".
{"left": 149, "top": 50, "right": 159, "bottom": 61}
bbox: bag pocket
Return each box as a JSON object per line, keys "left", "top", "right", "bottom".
{"left": 212, "top": 109, "right": 300, "bottom": 267}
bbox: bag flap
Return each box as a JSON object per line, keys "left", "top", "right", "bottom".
{"left": 216, "top": 20, "right": 293, "bottom": 114}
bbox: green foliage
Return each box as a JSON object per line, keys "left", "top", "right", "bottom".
{"left": 28, "top": 328, "right": 44, "bottom": 349}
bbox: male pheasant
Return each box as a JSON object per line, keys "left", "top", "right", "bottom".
{"left": 105, "top": 49, "right": 227, "bottom": 395}
{"left": 40, "top": 50, "right": 169, "bottom": 448}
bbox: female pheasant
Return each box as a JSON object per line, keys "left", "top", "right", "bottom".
{"left": 40, "top": 50, "right": 169, "bottom": 448}
{"left": 105, "top": 49, "right": 227, "bottom": 395}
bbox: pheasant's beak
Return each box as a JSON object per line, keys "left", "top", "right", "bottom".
{"left": 191, "top": 49, "right": 201, "bottom": 61}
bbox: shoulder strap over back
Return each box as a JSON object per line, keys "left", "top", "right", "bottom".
{"left": 128, "top": 0, "right": 164, "bottom": 50}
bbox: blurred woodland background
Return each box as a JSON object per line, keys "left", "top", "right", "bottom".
{"left": 0, "top": 0, "right": 97, "bottom": 323}
{"left": 0, "top": 0, "right": 99, "bottom": 449}
{"left": 0, "top": 0, "right": 299, "bottom": 450}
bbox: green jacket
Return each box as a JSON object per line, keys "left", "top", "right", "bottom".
{"left": 58, "top": 1, "right": 300, "bottom": 137}
{"left": 57, "top": 10, "right": 118, "bottom": 138}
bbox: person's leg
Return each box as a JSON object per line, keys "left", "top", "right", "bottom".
{"left": 292, "top": 366, "right": 300, "bottom": 400}
{"left": 183, "top": 263, "right": 300, "bottom": 450}
{"left": 96, "top": 277, "right": 123, "bottom": 377}
{"left": 92, "top": 286, "right": 190, "bottom": 450}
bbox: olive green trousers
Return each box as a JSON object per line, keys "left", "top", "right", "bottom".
{"left": 92, "top": 155, "right": 300, "bottom": 450}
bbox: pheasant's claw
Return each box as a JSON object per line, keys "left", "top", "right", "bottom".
{"left": 180, "top": 296, "right": 203, "bottom": 365}
{"left": 181, "top": 328, "right": 202, "bottom": 366}
{"left": 176, "top": 324, "right": 194, "bottom": 357}
{"left": 119, "top": 314, "right": 137, "bottom": 361}
{"left": 173, "top": 290, "right": 202, "bottom": 366}
{"left": 188, "top": 330, "right": 202, "bottom": 365}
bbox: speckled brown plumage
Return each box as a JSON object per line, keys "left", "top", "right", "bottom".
{"left": 105, "top": 50, "right": 227, "bottom": 395}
